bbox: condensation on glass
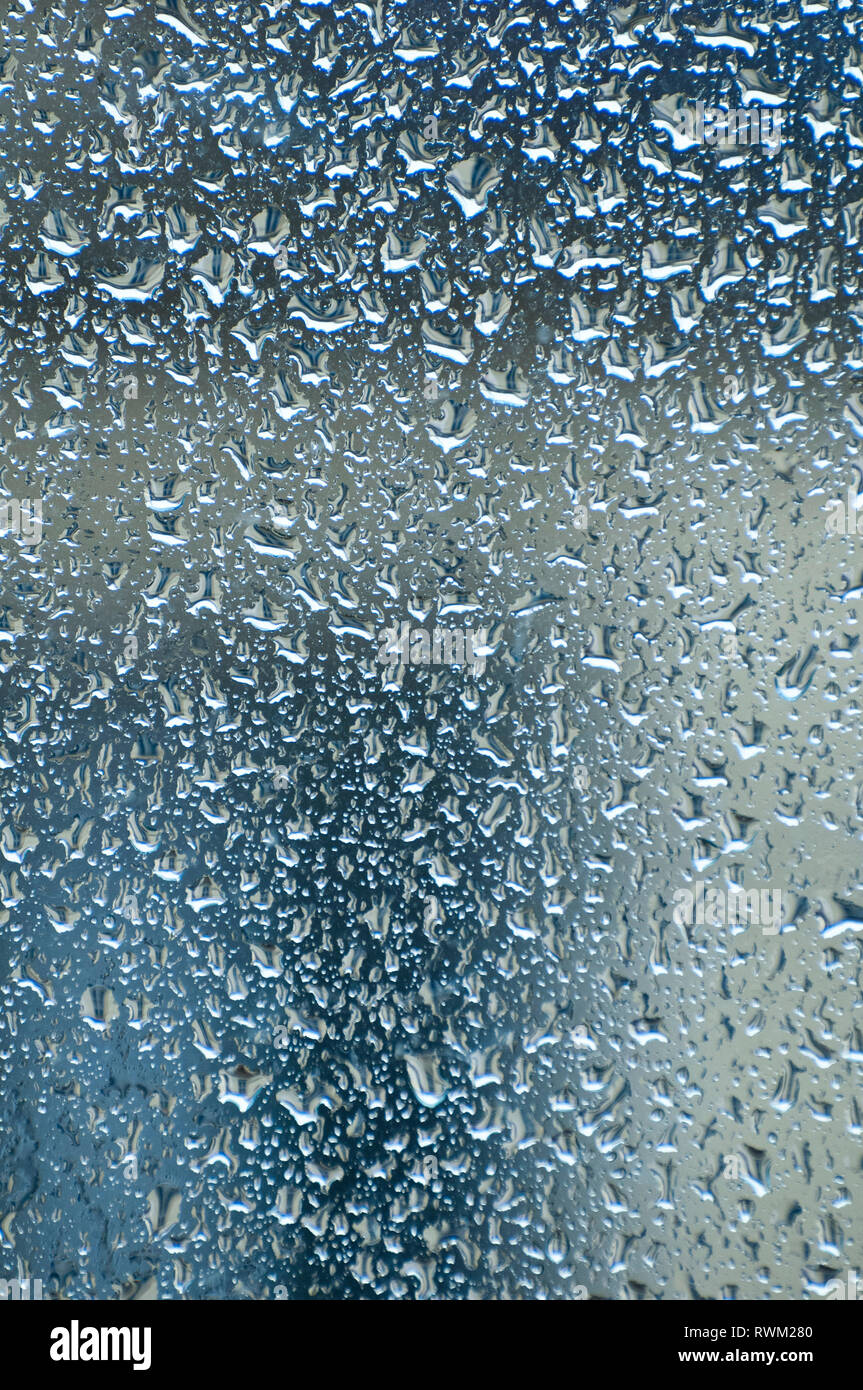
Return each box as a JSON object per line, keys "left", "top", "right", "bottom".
{"left": 0, "top": 0, "right": 860, "bottom": 1301}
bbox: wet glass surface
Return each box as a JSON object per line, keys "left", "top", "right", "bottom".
{"left": 0, "top": 0, "right": 862, "bottom": 1300}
